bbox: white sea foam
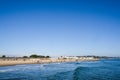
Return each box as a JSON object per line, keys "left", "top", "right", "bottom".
{"left": 0, "top": 68, "right": 18, "bottom": 72}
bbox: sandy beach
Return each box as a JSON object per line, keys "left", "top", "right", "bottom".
{"left": 0, "top": 57, "right": 99, "bottom": 66}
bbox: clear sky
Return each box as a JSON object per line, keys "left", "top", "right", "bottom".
{"left": 0, "top": 0, "right": 120, "bottom": 57}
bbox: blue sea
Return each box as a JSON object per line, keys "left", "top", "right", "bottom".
{"left": 0, "top": 59, "right": 120, "bottom": 80}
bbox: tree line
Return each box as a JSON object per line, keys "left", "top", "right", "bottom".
{"left": 0, "top": 54, "right": 50, "bottom": 58}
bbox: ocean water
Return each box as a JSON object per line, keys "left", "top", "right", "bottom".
{"left": 0, "top": 59, "right": 120, "bottom": 80}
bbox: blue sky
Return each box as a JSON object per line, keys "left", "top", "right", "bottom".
{"left": 0, "top": 0, "right": 120, "bottom": 57}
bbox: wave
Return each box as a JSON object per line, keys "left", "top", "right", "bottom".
{"left": 0, "top": 68, "right": 19, "bottom": 73}
{"left": 73, "top": 64, "right": 120, "bottom": 80}
{"left": 0, "top": 77, "right": 26, "bottom": 80}
{"left": 73, "top": 66, "right": 90, "bottom": 79}
{"left": 46, "top": 71, "right": 73, "bottom": 80}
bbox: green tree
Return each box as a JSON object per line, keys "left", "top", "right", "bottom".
{"left": 46, "top": 56, "right": 50, "bottom": 58}
{"left": 30, "top": 54, "right": 39, "bottom": 58}
{"left": 29, "top": 54, "right": 50, "bottom": 58}
{"left": 2, "top": 55, "right": 6, "bottom": 58}
{"left": 23, "top": 56, "right": 28, "bottom": 58}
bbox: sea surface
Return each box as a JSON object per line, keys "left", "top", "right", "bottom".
{"left": 0, "top": 59, "right": 120, "bottom": 80}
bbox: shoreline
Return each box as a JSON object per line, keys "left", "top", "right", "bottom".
{"left": 0, "top": 58, "right": 100, "bottom": 67}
